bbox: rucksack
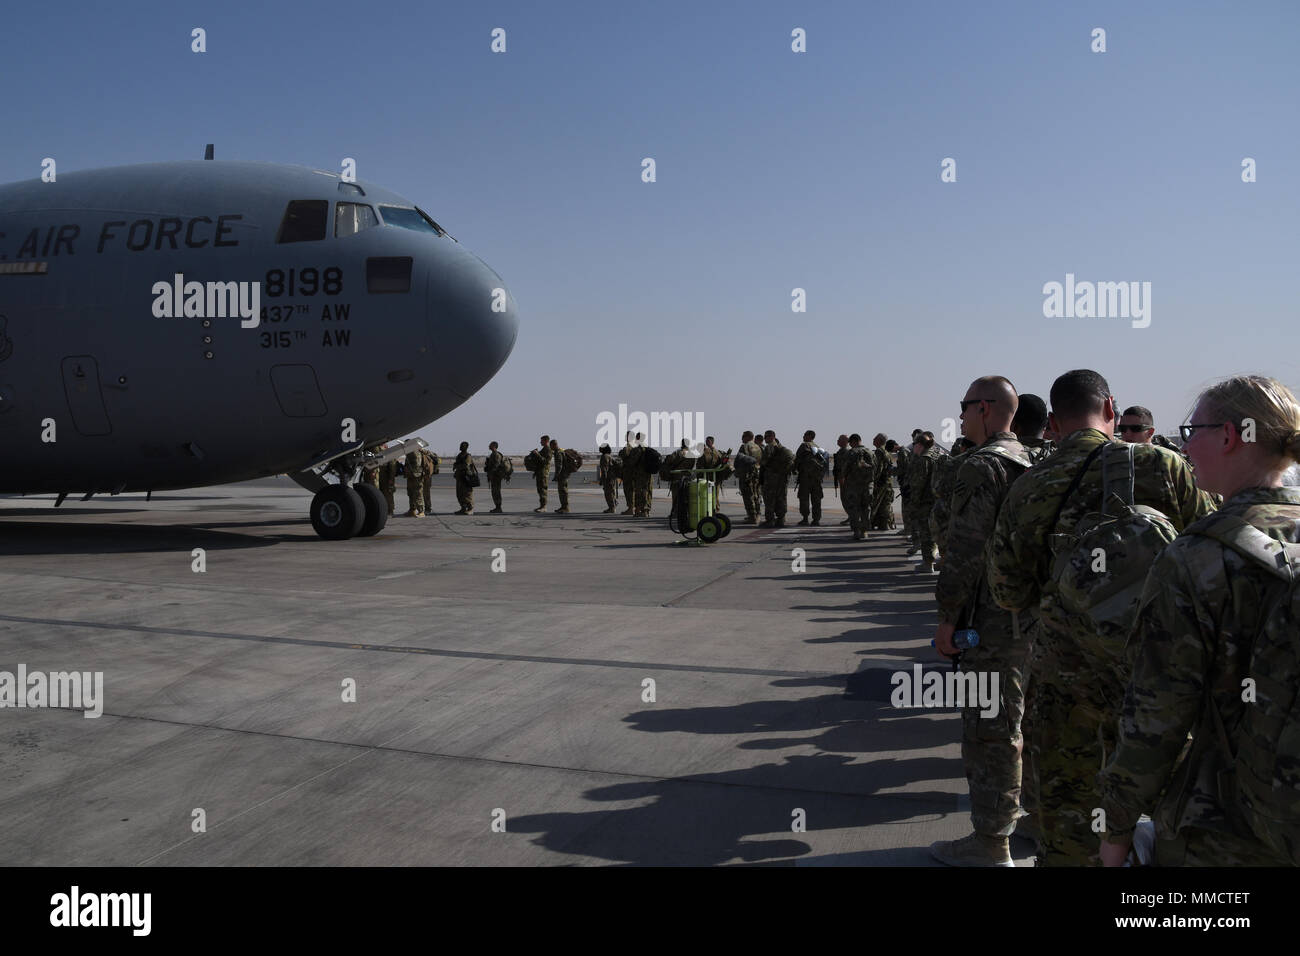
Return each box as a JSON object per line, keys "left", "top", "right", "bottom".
{"left": 500, "top": 455, "right": 513, "bottom": 478}
{"left": 1047, "top": 441, "right": 1180, "bottom": 687}
{"left": 1191, "top": 512, "right": 1300, "bottom": 865}
{"left": 523, "top": 449, "right": 541, "bottom": 473}
{"left": 562, "top": 448, "right": 583, "bottom": 476}
{"left": 845, "top": 447, "right": 872, "bottom": 479}
{"left": 733, "top": 452, "right": 757, "bottom": 478}
{"left": 642, "top": 447, "right": 663, "bottom": 473}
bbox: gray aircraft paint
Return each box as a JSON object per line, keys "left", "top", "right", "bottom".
{"left": 0, "top": 161, "right": 518, "bottom": 493}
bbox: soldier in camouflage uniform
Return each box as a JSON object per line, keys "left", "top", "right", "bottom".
{"left": 377, "top": 456, "right": 398, "bottom": 517}
{"left": 362, "top": 444, "right": 383, "bottom": 491}
{"left": 1098, "top": 375, "right": 1300, "bottom": 867}
{"left": 597, "top": 444, "right": 619, "bottom": 513}
{"left": 895, "top": 436, "right": 913, "bottom": 539}
{"left": 987, "top": 369, "right": 1213, "bottom": 866}
{"left": 793, "top": 430, "right": 825, "bottom": 526}
{"left": 484, "top": 441, "right": 508, "bottom": 513}
{"left": 621, "top": 433, "right": 650, "bottom": 517}
{"left": 549, "top": 439, "right": 571, "bottom": 514}
{"left": 421, "top": 449, "right": 440, "bottom": 515}
{"left": 737, "top": 431, "right": 764, "bottom": 524}
{"left": 840, "top": 434, "right": 874, "bottom": 540}
{"left": 870, "top": 435, "right": 894, "bottom": 530}
{"left": 760, "top": 431, "right": 793, "bottom": 528}
{"left": 452, "top": 442, "right": 475, "bottom": 514}
{"left": 403, "top": 448, "right": 425, "bottom": 517}
{"left": 619, "top": 433, "right": 636, "bottom": 514}
{"left": 1012, "top": 393, "right": 1056, "bottom": 466}
{"left": 832, "top": 435, "right": 850, "bottom": 525}
{"left": 906, "top": 434, "right": 942, "bottom": 571}
{"left": 929, "top": 377, "right": 1035, "bottom": 867}
{"left": 930, "top": 436, "right": 976, "bottom": 561}
{"left": 532, "top": 435, "right": 551, "bottom": 512}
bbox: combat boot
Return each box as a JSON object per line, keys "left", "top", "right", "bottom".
{"left": 454, "top": 509, "right": 467, "bottom": 515}
{"left": 533, "top": 506, "right": 546, "bottom": 513}
{"left": 797, "top": 517, "right": 809, "bottom": 526}
{"left": 622, "top": 508, "right": 634, "bottom": 515}
{"left": 555, "top": 507, "right": 570, "bottom": 513}
{"left": 810, "top": 519, "right": 820, "bottom": 526}
{"left": 929, "top": 833, "right": 1014, "bottom": 867}
{"left": 489, "top": 508, "right": 503, "bottom": 514}
{"left": 774, "top": 517, "right": 785, "bottom": 529}
{"left": 840, "top": 518, "right": 851, "bottom": 525}
{"left": 602, "top": 507, "right": 614, "bottom": 513}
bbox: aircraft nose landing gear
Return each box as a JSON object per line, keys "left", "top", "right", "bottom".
{"left": 310, "top": 485, "right": 366, "bottom": 540}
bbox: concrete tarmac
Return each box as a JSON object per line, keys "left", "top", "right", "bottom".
{"left": 0, "top": 476, "right": 1035, "bottom": 866}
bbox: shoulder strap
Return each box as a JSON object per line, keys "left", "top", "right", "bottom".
{"left": 973, "top": 441, "right": 1033, "bottom": 471}
{"left": 1049, "top": 442, "right": 1107, "bottom": 531}
{"left": 1188, "top": 513, "right": 1300, "bottom": 583}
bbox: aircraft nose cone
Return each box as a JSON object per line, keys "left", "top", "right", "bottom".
{"left": 427, "top": 244, "right": 519, "bottom": 398}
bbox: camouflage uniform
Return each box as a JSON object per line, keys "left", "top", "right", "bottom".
{"left": 760, "top": 441, "right": 793, "bottom": 525}
{"left": 896, "top": 447, "right": 913, "bottom": 539}
{"left": 620, "top": 443, "right": 648, "bottom": 515}
{"left": 619, "top": 441, "right": 636, "bottom": 513}
{"left": 362, "top": 445, "right": 382, "bottom": 490}
{"left": 598, "top": 451, "right": 619, "bottom": 512}
{"left": 929, "top": 449, "right": 965, "bottom": 559}
{"left": 936, "top": 433, "right": 1034, "bottom": 839}
{"left": 550, "top": 446, "right": 571, "bottom": 512}
{"left": 987, "top": 428, "right": 1214, "bottom": 865}
{"left": 453, "top": 450, "right": 474, "bottom": 513}
{"left": 840, "top": 446, "right": 874, "bottom": 539}
{"left": 403, "top": 450, "right": 425, "bottom": 517}
{"left": 378, "top": 460, "right": 398, "bottom": 516}
{"left": 793, "top": 441, "right": 825, "bottom": 524}
{"left": 906, "top": 447, "right": 942, "bottom": 565}
{"left": 1099, "top": 486, "right": 1300, "bottom": 866}
{"left": 833, "top": 445, "right": 849, "bottom": 524}
{"left": 738, "top": 439, "right": 764, "bottom": 521}
{"left": 484, "top": 449, "right": 508, "bottom": 511}
{"left": 871, "top": 446, "right": 895, "bottom": 529}
{"left": 533, "top": 444, "right": 551, "bottom": 509}
{"left": 421, "top": 450, "right": 439, "bottom": 514}
{"left": 1021, "top": 437, "right": 1056, "bottom": 465}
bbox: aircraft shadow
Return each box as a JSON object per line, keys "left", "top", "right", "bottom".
{"left": 0, "top": 520, "right": 281, "bottom": 555}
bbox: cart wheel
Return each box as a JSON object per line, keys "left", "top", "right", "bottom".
{"left": 697, "top": 516, "right": 723, "bottom": 544}
{"left": 715, "top": 513, "right": 732, "bottom": 538}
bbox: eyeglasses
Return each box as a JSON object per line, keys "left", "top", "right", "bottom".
{"left": 1117, "top": 424, "right": 1152, "bottom": 433}
{"left": 1178, "top": 423, "right": 1225, "bottom": 441}
{"left": 959, "top": 398, "right": 996, "bottom": 412}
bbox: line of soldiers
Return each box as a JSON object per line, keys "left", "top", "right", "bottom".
{"left": 919, "top": 369, "right": 1300, "bottom": 869}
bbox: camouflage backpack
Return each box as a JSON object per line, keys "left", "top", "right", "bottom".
{"left": 499, "top": 454, "right": 513, "bottom": 478}
{"left": 844, "top": 447, "right": 873, "bottom": 480}
{"left": 1191, "top": 512, "right": 1300, "bottom": 864}
{"left": 523, "top": 449, "right": 542, "bottom": 473}
{"left": 1047, "top": 441, "right": 1180, "bottom": 685}
{"left": 561, "top": 448, "right": 583, "bottom": 476}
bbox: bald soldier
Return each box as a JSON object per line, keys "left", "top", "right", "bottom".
{"left": 929, "top": 376, "right": 1036, "bottom": 867}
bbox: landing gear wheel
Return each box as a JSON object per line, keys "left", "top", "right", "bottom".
{"left": 715, "top": 513, "right": 732, "bottom": 538}
{"left": 311, "top": 485, "right": 366, "bottom": 540}
{"left": 696, "top": 516, "right": 723, "bottom": 544}
{"left": 353, "top": 482, "right": 388, "bottom": 537}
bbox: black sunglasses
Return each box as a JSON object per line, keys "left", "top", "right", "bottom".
{"left": 1117, "top": 424, "right": 1151, "bottom": 433}
{"left": 1178, "top": 423, "right": 1225, "bottom": 441}
{"left": 959, "top": 398, "right": 996, "bottom": 412}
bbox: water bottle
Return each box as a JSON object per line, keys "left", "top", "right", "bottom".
{"left": 931, "top": 629, "right": 980, "bottom": 651}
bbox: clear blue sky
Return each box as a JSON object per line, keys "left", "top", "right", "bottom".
{"left": 4, "top": 0, "right": 1297, "bottom": 452}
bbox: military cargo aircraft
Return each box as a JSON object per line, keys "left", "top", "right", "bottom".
{"left": 0, "top": 156, "right": 518, "bottom": 539}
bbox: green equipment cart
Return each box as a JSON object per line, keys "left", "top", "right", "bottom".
{"left": 665, "top": 465, "right": 733, "bottom": 544}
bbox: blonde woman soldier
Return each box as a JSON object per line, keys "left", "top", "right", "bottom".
{"left": 1099, "top": 375, "right": 1300, "bottom": 867}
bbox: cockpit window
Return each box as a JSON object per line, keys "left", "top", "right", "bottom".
{"left": 276, "top": 200, "right": 328, "bottom": 243}
{"left": 378, "top": 205, "right": 447, "bottom": 237}
{"left": 335, "top": 202, "right": 378, "bottom": 238}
